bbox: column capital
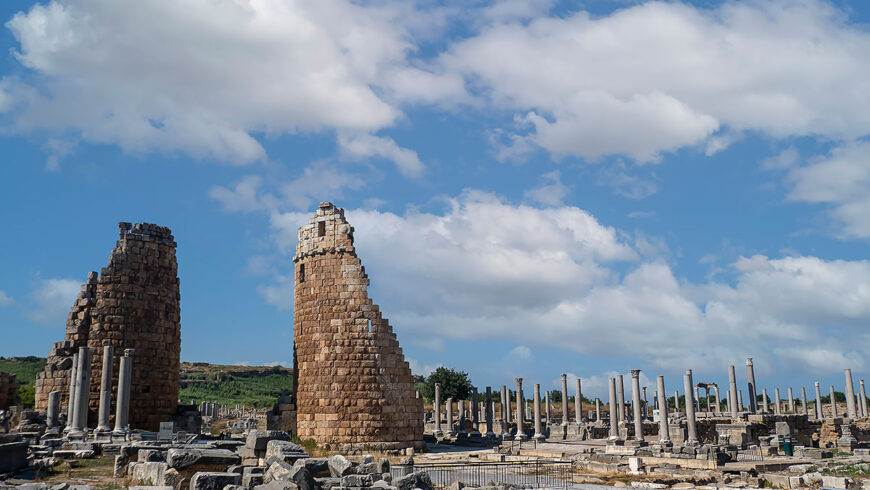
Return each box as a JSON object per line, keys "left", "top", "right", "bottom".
{"left": 631, "top": 369, "right": 641, "bottom": 378}
{"left": 561, "top": 373, "right": 567, "bottom": 379}
{"left": 746, "top": 358, "right": 753, "bottom": 366}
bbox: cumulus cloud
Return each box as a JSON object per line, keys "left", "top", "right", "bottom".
{"left": 337, "top": 133, "right": 425, "bottom": 178}
{"left": 524, "top": 170, "right": 569, "bottom": 206}
{"left": 27, "top": 277, "right": 80, "bottom": 325}
{"left": 786, "top": 142, "right": 870, "bottom": 238}
{"left": 441, "top": 1, "right": 870, "bottom": 161}
{"left": 209, "top": 175, "right": 278, "bottom": 213}
{"left": 4, "top": 0, "right": 455, "bottom": 169}
{"left": 0, "top": 290, "right": 12, "bottom": 306}
{"left": 262, "top": 194, "right": 870, "bottom": 377}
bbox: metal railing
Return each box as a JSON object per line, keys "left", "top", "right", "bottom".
{"left": 392, "top": 461, "right": 573, "bottom": 489}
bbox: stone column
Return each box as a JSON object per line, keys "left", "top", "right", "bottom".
{"left": 514, "top": 378, "right": 526, "bottom": 440}
{"left": 738, "top": 390, "right": 744, "bottom": 411}
{"left": 845, "top": 369, "right": 858, "bottom": 419}
{"left": 433, "top": 383, "right": 443, "bottom": 437}
{"left": 802, "top": 387, "right": 808, "bottom": 415}
{"left": 533, "top": 384, "right": 545, "bottom": 440}
{"left": 695, "top": 386, "right": 701, "bottom": 413}
{"left": 788, "top": 387, "right": 794, "bottom": 413}
{"left": 545, "top": 391, "right": 551, "bottom": 424}
{"left": 507, "top": 389, "right": 513, "bottom": 424}
{"left": 774, "top": 388, "right": 781, "bottom": 415}
{"left": 445, "top": 398, "right": 455, "bottom": 436}
{"left": 643, "top": 386, "right": 649, "bottom": 420}
{"left": 113, "top": 348, "right": 133, "bottom": 434}
{"left": 608, "top": 377, "right": 619, "bottom": 441}
{"left": 500, "top": 385, "right": 509, "bottom": 430}
{"left": 485, "top": 386, "right": 495, "bottom": 437}
{"left": 674, "top": 390, "right": 680, "bottom": 414}
{"left": 630, "top": 370, "right": 643, "bottom": 442}
{"left": 860, "top": 380, "right": 868, "bottom": 418}
{"left": 471, "top": 387, "right": 481, "bottom": 436}
{"left": 96, "top": 345, "right": 114, "bottom": 433}
{"left": 561, "top": 374, "right": 569, "bottom": 426}
{"left": 657, "top": 375, "right": 670, "bottom": 444}
{"left": 64, "top": 352, "right": 79, "bottom": 434}
{"left": 575, "top": 378, "right": 582, "bottom": 423}
{"left": 595, "top": 398, "right": 601, "bottom": 422}
{"left": 728, "top": 365, "right": 739, "bottom": 419}
{"left": 815, "top": 382, "right": 823, "bottom": 420}
{"left": 762, "top": 388, "right": 769, "bottom": 413}
{"left": 830, "top": 385, "right": 838, "bottom": 418}
{"left": 46, "top": 391, "right": 60, "bottom": 428}
{"left": 714, "top": 386, "right": 721, "bottom": 415}
{"left": 69, "top": 347, "right": 92, "bottom": 437}
{"left": 615, "top": 374, "right": 626, "bottom": 423}
{"left": 458, "top": 399, "right": 467, "bottom": 436}
{"left": 684, "top": 370, "right": 698, "bottom": 445}
{"left": 746, "top": 358, "right": 758, "bottom": 414}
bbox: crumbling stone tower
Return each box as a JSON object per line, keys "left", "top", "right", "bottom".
{"left": 34, "top": 222, "right": 181, "bottom": 431}
{"left": 293, "top": 203, "right": 423, "bottom": 450}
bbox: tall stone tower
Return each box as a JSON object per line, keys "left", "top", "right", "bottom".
{"left": 293, "top": 203, "right": 423, "bottom": 450}
{"left": 35, "top": 222, "right": 181, "bottom": 431}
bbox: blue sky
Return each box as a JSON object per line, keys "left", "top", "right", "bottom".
{"left": 2, "top": 0, "right": 870, "bottom": 401}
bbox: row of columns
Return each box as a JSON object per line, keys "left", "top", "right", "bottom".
{"left": 61, "top": 345, "right": 133, "bottom": 437}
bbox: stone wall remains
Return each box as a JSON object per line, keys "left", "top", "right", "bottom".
{"left": 0, "top": 372, "right": 20, "bottom": 409}
{"left": 34, "top": 222, "right": 181, "bottom": 431}
{"left": 293, "top": 202, "right": 423, "bottom": 449}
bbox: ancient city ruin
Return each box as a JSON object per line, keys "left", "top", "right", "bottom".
{"left": 4, "top": 208, "right": 870, "bottom": 490}
{"left": 293, "top": 202, "right": 424, "bottom": 450}
{"left": 33, "top": 222, "right": 181, "bottom": 431}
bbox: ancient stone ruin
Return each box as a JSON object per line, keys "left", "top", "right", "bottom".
{"left": 293, "top": 202, "right": 424, "bottom": 449}
{"left": 34, "top": 222, "right": 181, "bottom": 431}
{"left": 0, "top": 372, "right": 20, "bottom": 410}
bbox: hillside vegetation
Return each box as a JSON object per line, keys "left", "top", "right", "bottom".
{"left": 0, "top": 357, "right": 292, "bottom": 409}
{"left": 179, "top": 362, "right": 293, "bottom": 408}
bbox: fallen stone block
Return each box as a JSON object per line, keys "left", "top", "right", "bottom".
{"left": 265, "top": 440, "right": 308, "bottom": 463}
{"left": 0, "top": 441, "right": 29, "bottom": 474}
{"left": 253, "top": 482, "right": 299, "bottom": 490}
{"left": 167, "top": 448, "right": 241, "bottom": 470}
{"left": 246, "top": 431, "right": 290, "bottom": 451}
{"left": 292, "top": 457, "right": 329, "bottom": 477}
{"left": 327, "top": 454, "right": 354, "bottom": 477}
{"left": 189, "top": 471, "right": 242, "bottom": 490}
{"left": 265, "top": 459, "right": 299, "bottom": 483}
{"left": 292, "top": 467, "right": 317, "bottom": 490}
{"left": 131, "top": 462, "right": 170, "bottom": 486}
{"left": 341, "top": 474, "right": 373, "bottom": 487}
{"left": 822, "top": 475, "right": 851, "bottom": 489}
{"left": 393, "top": 471, "right": 433, "bottom": 490}
{"left": 139, "top": 449, "right": 167, "bottom": 462}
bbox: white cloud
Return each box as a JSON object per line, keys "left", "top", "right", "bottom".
{"left": 523, "top": 170, "right": 569, "bottom": 206}
{"left": 408, "top": 358, "right": 442, "bottom": 377}
{"left": 209, "top": 175, "right": 278, "bottom": 213}
{"left": 4, "top": 0, "right": 453, "bottom": 168}
{"left": 786, "top": 141, "right": 870, "bottom": 238}
{"left": 509, "top": 346, "right": 533, "bottom": 360}
{"left": 337, "top": 133, "right": 425, "bottom": 178}
{"left": 0, "top": 290, "right": 12, "bottom": 306}
{"left": 263, "top": 194, "right": 870, "bottom": 377}
{"left": 27, "top": 277, "right": 80, "bottom": 325}
{"left": 441, "top": 1, "right": 870, "bottom": 161}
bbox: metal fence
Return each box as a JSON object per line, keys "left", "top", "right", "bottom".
{"left": 393, "top": 461, "right": 573, "bottom": 489}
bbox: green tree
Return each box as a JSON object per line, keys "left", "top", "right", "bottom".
{"left": 421, "top": 367, "right": 473, "bottom": 402}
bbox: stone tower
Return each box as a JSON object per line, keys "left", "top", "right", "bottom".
{"left": 293, "top": 203, "right": 423, "bottom": 450}
{"left": 35, "top": 222, "right": 181, "bottom": 431}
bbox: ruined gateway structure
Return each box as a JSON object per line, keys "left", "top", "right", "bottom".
{"left": 34, "top": 222, "right": 181, "bottom": 431}
{"left": 293, "top": 203, "right": 424, "bottom": 449}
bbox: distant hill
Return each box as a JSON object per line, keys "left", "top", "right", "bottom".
{"left": 0, "top": 357, "right": 292, "bottom": 410}
{"left": 179, "top": 362, "right": 294, "bottom": 409}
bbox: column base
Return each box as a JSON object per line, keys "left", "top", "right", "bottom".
{"left": 514, "top": 432, "right": 528, "bottom": 441}
{"left": 532, "top": 433, "right": 545, "bottom": 441}
{"left": 433, "top": 430, "right": 444, "bottom": 438}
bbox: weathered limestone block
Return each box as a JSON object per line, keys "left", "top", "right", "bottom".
{"left": 167, "top": 448, "right": 240, "bottom": 470}
{"left": 291, "top": 458, "right": 329, "bottom": 477}
{"left": 392, "top": 471, "right": 433, "bottom": 490}
{"left": 264, "top": 440, "right": 308, "bottom": 463}
{"left": 131, "top": 462, "right": 170, "bottom": 486}
{"left": 246, "top": 430, "right": 290, "bottom": 451}
{"left": 327, "top": 454, "right": 354, "bottom": 477}
{"left": 0, "top": 441, "right": 28, "bottom": 474}
{"left": 189, "top": 472, "right": 242, "bottom": 490}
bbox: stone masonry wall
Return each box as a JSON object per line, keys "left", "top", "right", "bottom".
{"left": 0, "top": 372, "right": 20, "bottom": 409}
{"left": 293, "top": 202, "right": 423, "bottom": 449}
{"left": 34, "top": 222, "right": 181, "bottom": 431}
